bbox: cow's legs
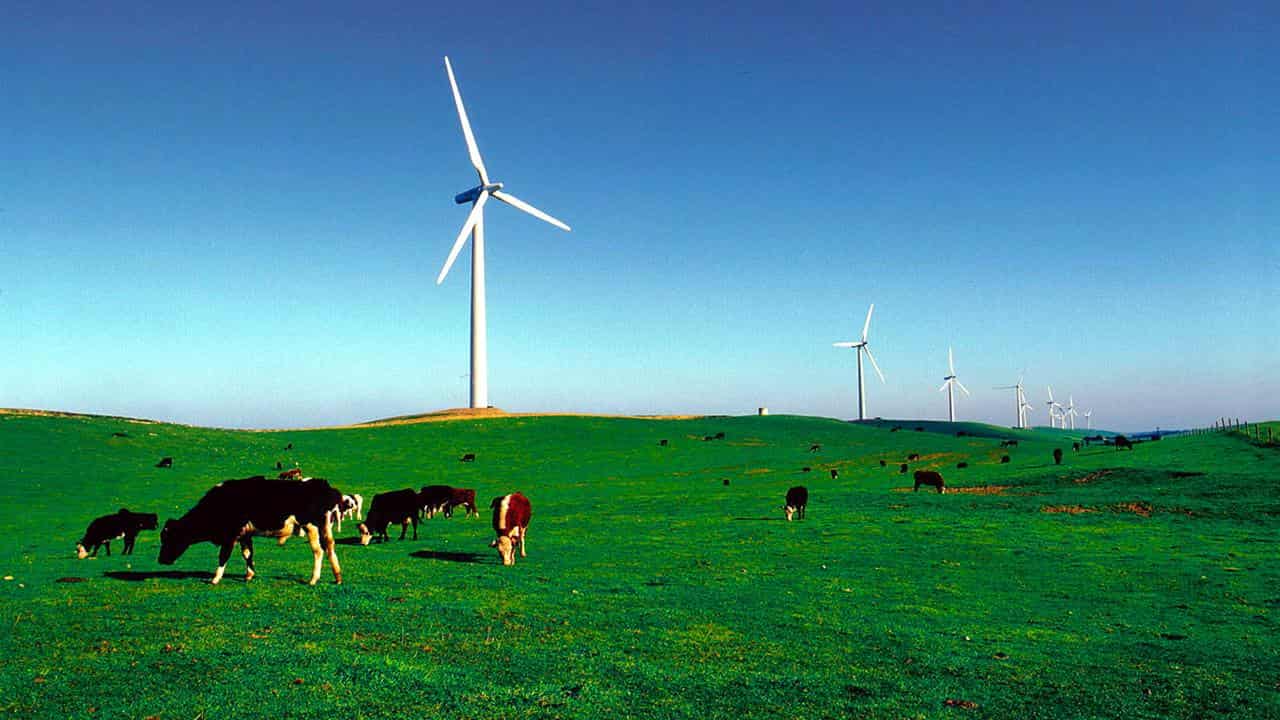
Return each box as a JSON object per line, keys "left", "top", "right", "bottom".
{"left": 519, "top": 527, "right": 527, "bottom": 558}
{"left": 304, "top": 524, "right": 323, "bottom": 586}
{"left": 123, "top": 534, "right": 135, "bottom": 555}
{"left": 398, "top": 519, "right": 409, "bottom": 540}
{"left": 322, "top": 516, "right": 342, "bottom": 584}
{"left": 411, "top": 517, "right": 419, "bottom": 541}
{"left": 241, "top": 536, "right": 256, "bottom": 581}
{"left": 212, "top": 542, "right": 235, "bottom": 585}
{"left": 104, "top": 541, "right": 112, "bottom": 556}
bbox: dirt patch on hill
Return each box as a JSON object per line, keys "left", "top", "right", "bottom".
{"left": 1111, "top": 501, "right": 1154, "bottom": 517}
{"left": 949, "top": 485, "right": 1015, "bottom": 495}
{"left": 1042, "top": 505, "right": 1098, "bottom": 514}
{"left": 1074, "top": 469, "right": 1114, "bottom": 484}
{"left": 744, "top": 468, "right": 772, "bottom": 475}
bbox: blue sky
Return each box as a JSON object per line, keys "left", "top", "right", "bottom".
{"left": 2, "top": 1, "right": 1276, "bottom": 430}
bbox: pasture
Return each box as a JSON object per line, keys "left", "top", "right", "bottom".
{"left": 1, "top": 411, "right": 1277, "bottom": 718}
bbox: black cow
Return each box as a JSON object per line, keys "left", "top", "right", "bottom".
{"left": 899, "top": 463, "right": 909, "bottom": 474}
{"left": 418, "top": 485, "right": 454, "bottom": 518}
{"left": 714, "top": 432, "right": 725, "bottom": 440}
{"left": 1000, "top": 455, "right": 1011, "bottom": 464}
{"left": 1000, "top": 440, "right": 1019, "bottom": 448}
{"left": 829, "top": 469, "right": 839, "bottom": 479}
{"left": 1072, "top": 442, "right": 1081, "bottom": 453}
{"left": 1053, "top": 448, "right": 1063, "bottom": 465}
{"left": 78, "top": 509, "right": 158, "bottom": 559}
{"left": 784, "top": 486, "right": 808, "bottom": 521}
{"left": 445, "top": 487, "right": 479, "bottom": 518}
{"left": 956, "top": 462, "right": 968, "bottom": 469}
{"left": 158, "top": 476, "right": 343, "bottom": 585}
{"left": 460, "top": 453, "right": 476, "bottom": 463}
{"left": 659, "top": 439, "right": 669, "bottom": 447}
{"left": 359, "top": 489, "right": 422, "bottom": 545}
{"left": 155, "top": 457, "right": 173, "bottom": 469}
{"left": 809, "top": 444, "right": 822, "bottom": 453}
{"left": 913, "top": 470, "right": 945, "bottom": 494}
{"left": 907, "top": 453, "right": 920, "bottom": 461}
{"left": 801, "top": 466, "right": 811, "bottom": 473}
{"left": 1114, "top": 435, "right": 1134, "bottom": 450}
{"left": 879, "top": 459, "right": 887, "bottom": 468}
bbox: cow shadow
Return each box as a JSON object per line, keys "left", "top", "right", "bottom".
{"left": 104, "top": 570, "right": 215, "bottom": 582}
{"left": 334, "top": 537, "right": 367, "bottom": 546}
{"left": 731, "top": 516, "right": 785, "bottom": 522}
{"left": 409, "top": 549, "right": 487, "bottom": 564}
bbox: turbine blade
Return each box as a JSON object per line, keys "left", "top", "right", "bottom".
{"left": 491, "top": 190, "right": 571, "bottom": 231}
{"left": 437, "top": 191, "right": 489, "bottom": 284}
{"left": 948, "top": 347, "right": 955, "bottom": 375}
{"left": 939, "top": 380, "right": 951, "bottom": 393}
{"left": 956, "top": 380, "right": 971, "bottom": 396}
{"left": 1047, "top": 385, "right": 1054, "bottom": 401}
{"left": 863, "top": 346, "right": 885, "bottom": 383}
{"left": 444, "top": 56, "right": 489, "bottom": 185}
{"left": 832, "top": 342, "right": 858, "bottom": 348}
{"left": 861, "top": 303, "right": 875, "bottom": 342}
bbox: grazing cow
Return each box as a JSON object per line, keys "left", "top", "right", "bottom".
{"left": 1000, "top": 455, "right": 1011, "bottom": 464}
{"left": 809, "top": 444, "right": 822, "bottom": 453}
{"left": 703, "top": 435, "right": 715, "bottom": 441}
{"left": 1072, "top": 442, "right": 1081, "bottom": 453}
{"left": 830, "top": 469, "right": 839, "bottom": 479}
{"left": 913, "top": 470, "right": 945, "bottom": 494}
{"left": 156, "top": 457, "right": 173, "bottom": 469}
{"left": 879, "top": 459, "right": 887, "bottom": 468}
{"left": 111, "top": 431, "right": 130, "bottom": 438}
{"left": 418, "top": 485, "right": 454, "bottom": 519}
{"left": 334, "top": 493, "right": 363, "bottom": 532}
{"left": 77, "top": 509, "right": 158, "bottom": 559}
{"left": 158, "top": 476, "right": 343, "bottom": 585}
{"left": 784, "top": 486, "right": 808, "bottom": 521}
{"left": 956, "top": 431, "right": 969, "bottom": 437}
{"left": 801, "top": 466, "right": 811, "bottom": 473}
{"left": 460, "top": 453, "right": 476, "bottom": 463}
{"left": 445, "top": 487, "right": 479, "bottom": 518}
{"left": 899, "top": 463, "right": 909, "bottom": 474}
{"left": 890, "top": 426, "right": 901, "bottom": 433}
{"left": 1114, "top": 435, "right": 1134, "bottom": 451}
{"left": 907, "top": 453, "right": 920, "bottom": 461}
{"left": 714, "top": 432, "right": 725, "bottom": 440}
{"left": 723, "top": 478, "right": 730, "bottom": 486}
{"left": 1053, "top": 448, "right": 1063, "bottom": 465}
{"left": 358, "top": 489, "right": 422, "bottom": 546}
{"left": 914, "top": 427, "right": 924, "bottom": 432}
{"left": 490, "top": 493, "right": 532, "bottom": 566}
{"left": 956, "top": 462, "right": 968, "bottom": 469}
{"left": 278, "top": 468, "right": 303, "bottom": 480}
{"left": 659, "top": 439, "right": 669, "bottom": 447}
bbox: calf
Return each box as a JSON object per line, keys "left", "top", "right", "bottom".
{"left": 445, "top": 487, "right": 479, "bottom": 518}
{"left": 913, "top": 470, "right": 945, "bottom": 494}
{"left": 334, "top": 493, "right": 363, "bottom": 532}
{"left": 359, "top": 489, "right": 422, "bottom": 545}
{"left": 77, "top": 509, "right": 158, "bottom": 559}
{"left": 418, "top": 485, "right": 454, "bottom": 519}
{"left": 158, "top": 476, "right": 343, "bottom": 585}
{"left": 784, "top": 486, "right": 808, "bottom": 521}
{"left": 490, "top": 492, "right": 532, "bottom": 566}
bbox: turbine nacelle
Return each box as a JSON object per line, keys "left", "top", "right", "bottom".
{"left": 455, "top": 183, "right": 505, "bottom": 205}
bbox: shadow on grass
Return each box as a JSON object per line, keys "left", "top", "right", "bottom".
{"left": 334, "top": 537, "right": 367, "bottom": 546}
{"left": 104, "top": 570, "right": 214, "bottom": 582}
{"left": 731, "top": 516, "right": 785, "bottom": 522}
{"left": 410, "top": 549, "right": 488, "bottom": 564}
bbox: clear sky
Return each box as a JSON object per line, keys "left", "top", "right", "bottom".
{"left": 2, "top": 1, "right": 1276, "bottom": 430}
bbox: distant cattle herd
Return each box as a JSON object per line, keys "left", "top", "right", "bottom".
{"left": 75, "top": 427, "right": 1131, "bottom": 584}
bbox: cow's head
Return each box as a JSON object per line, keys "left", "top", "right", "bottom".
{"left": 357, "top": 523, "right": 372, "bottom": 546}
{"left": 76, "top": 543, "right": 89, "bottom": 560}
{"left": 491, "top": 535, "right": 517, "bottom": 566}
{"left": 784, "top": 505, "right": 796, "bottom": 522}
{"left": 157, "top": 518, "right": 190, "bottom": 565}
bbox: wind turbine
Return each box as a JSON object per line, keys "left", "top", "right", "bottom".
{"left": 833, "top": 304, "right": 885, "bottom": 421}
{"left": 1065, "top": 395, "right": 1079, "bottom": 430}
{"left": 939, "top": 347, "right": 970, "bottom": 422}
{"left": 436, "top": 56, "right": 572, "bottom": 409}
{"left": 1046, "top": 386, "right": 1063, "bottom": 429}
{"left": 1021, "top": 397, "right": 1036, "bottom": 428}
{"left": 995, "top": 374, "right": 1028, "bottom": 428}
{"left": 1084, "top": 409, "right": 1093, "bottom": 430}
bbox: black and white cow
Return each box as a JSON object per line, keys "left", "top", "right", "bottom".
{"left": 358, "top": 489, "right": 421, "bottom": 545}
{"left": 334, "top": 493, "right": 363, "bottom": 532}
{"left": 784, "top": 486, "right": 808, "bottom": 522}
{"left": 157, "top": 476, "right": 343, "bottom": 585}
{"left": 77, "top": 509, "right": 158, "bottom": 559}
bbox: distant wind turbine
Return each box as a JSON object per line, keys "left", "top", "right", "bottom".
{"left": 437, "top": 56, "right": 572, "bottom": 409}
{"left": 833, "top": 304, "right": 885, "bottom": 421}
{"left": 1084, "top": 409, "right": 1093, "bottom": 430}
{"left": 939, "top": 347, "right": 970, "bottom": 422}
{"left": 1046, "top": 386, "right": 1064, "bottom": 429}
{"left": 995, "top": 374, "right": 1029, "bottom": 429}
{"left": 1065, "top": 396, "right": 1079, "bottom": 430}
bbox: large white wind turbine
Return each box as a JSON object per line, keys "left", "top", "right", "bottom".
{"left": 1045, "top": 386, "right": 1063, "bottom": 429}
{"left": 1065, "top": 395, "right": 1079, "bottom": 430}
{"left": 1084, "top": 409, "right": 1092, "bottom": 430}
{"left": 1021, "top": 397, "right": 1035, "bottom": 428}
{"left": 833, "top": 304, "right": 885, "bottom": 421}
{"left": 437, "top": 56, "right": 572, "bottom": 409}
{"left": 995, "top": 374, "right": 1028, "bottom": 428}
{"left": 939, "top": 347, "right": 970, "bottom": 422}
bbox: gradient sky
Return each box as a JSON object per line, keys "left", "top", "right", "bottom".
{"left": 2, "top": 1, "right": 1276, "bottom": 430}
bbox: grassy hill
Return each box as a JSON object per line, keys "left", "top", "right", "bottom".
{"left": 0, "top": 411, "right": 1276, "bottom": 718}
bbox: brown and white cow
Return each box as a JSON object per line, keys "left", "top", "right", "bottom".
{"left": 490, "top": 492, "right": 531, "bottom": 566}
{"left": 446, "top": 487, "right": 479, "bottom": 518}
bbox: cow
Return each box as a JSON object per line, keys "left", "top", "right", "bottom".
{"left": 460, "top": 453, "right": 476, "bottom": 463}
{"left": 418, "top": 485, "right": 454, "bottom": 519}
{"left": 358, "top": 489, "right": 422, "bottom": 545}
{"left": 890, "top": 426, "right": 901, "bottom": 433}
{"left": 490, "top": 492, "right": 531, "bottom": 566}
{"left": 334, "top": 493, "right": 363, "bottom": 532}
{"left": 829, "top": 469, "right": 839, "bottom": 479}
{"left": 1114, "top": 435, "right": 1134, "bottom": 450}
{"left": 714, "top": 432, "right": 725, "bottom": 440}
{"left": 1072, "top": 442, "right": 1081, "bottom": 453}
{"left": 809, "top": 444, "right": 822, "bottom": 453}
{"left": 1053, "top": 448, "right": 1063, "bottom": 465}
{"left": 284, "top": 442, "right": 293, "bottom": 450}
{"left": 1000, "top": 440, "right": 1019, "bottom": 448}
{"left": 801, "top": 466, "right": 811, "bottom": 473}
{"left": 907, "top": 453, "right": 920, "bottom": 461}
{"left": 278, "top": 468, "right": 303, "bottom": 480}
{"left": 879, "top": 459, "right": 887, "bottom": 468}
{"left": 157, "top": 476, "right": 343, "bottom": 586}
{"left": 77, "top": 509, "right": 158, "bottom": 559}
{"left": 155, "top": 457, "right": 173, "bottom": 469}
{"left": 445, "top": 487, "right": 479, "bottom": 518}
{"left": 784, "top": 486, "right": 808, "bottom": 521}
{"left": 899, "top": 463, "right": 909, "bottom": 474}
{"left": 1000, "top": 455, "right": 1011, "bottom": 464}
{"left": 659, "top": 439, "right": 669, "bottom": 447}
{"left": 956, "top": 462, "right": 968, "bottom": 469}
{"left": 913, "top": 470, "right": 945, "bottom": 494}
{"left": 722, "top": 478, "right": 730, "bottom": 486}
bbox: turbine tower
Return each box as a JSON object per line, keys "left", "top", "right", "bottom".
{"left": 939, "top": 347, "right": 970, "bottom": 422}
{"left": 833, "top": 304, "right": 885, "bottom": 421}
{"left": 437, "top": 56, "right": 572, "bottom": 409}
{"left": 1084, "top": 409, "right": 1092, "bottom": 430}
{"left": 995, "top": 375, "right": 1028, "bottom": 428}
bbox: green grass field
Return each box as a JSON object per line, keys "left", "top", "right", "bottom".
{"left": 1, "top": 411, "right": 1277, "bottom": 719}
